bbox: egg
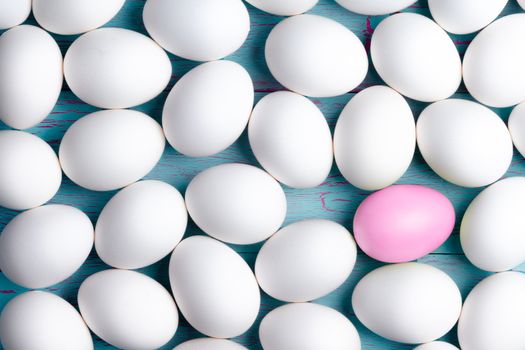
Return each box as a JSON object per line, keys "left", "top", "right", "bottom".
{"left": 0, "top": 131, "right": 61, "bottom": 211}
{"left": 259, "top": 303, "right": 360, "bottom": 350}
{"left": 163, "top": 60, "right": 254, "bottom": 157}
{"left": 0, "top": 25, "right": 63, "bottom": 129}
{"left": 95, "top": 180, "right": 187, "bottom": 270}
{"left": 169, "top": 236, "right": 260, "bottom": 338}
{"left": 334, "top": 86, "right": 415, "bottom": 191}
{"left": 458, "top": 271, "right": 525, "bottom": 350}
{"left": 78, "top": 269, "right": 178, "bottom": 350}
{"left": 265, "top": 14, "right": 368, "bottom": 97}
{"left": 248, "top": 91, "right": 333, "bottom": 189}
{"left": 352, "top": 263, "right": 462, "bottom": 344}
{"left": 185, "top": 163, "right": 286, "bottom": 244}
{"left": 245, "top": 0, "right": 317, "bottom": 15}
{"left": 32, "top": 0, "right": 125, "bottom": 35}
{"left": 59, "top": 109, "right": 165, "bottom": 191}
{"left": 461, "top": 177, "right": 525, "bottom": 272}
{"left": 334, "top": 0, "right": 416, "bottom": 15}
{"left": 519, "top": 0, "right": 525, "bottom": 10}
{"left": 174, "top": 338, "right": 247, "bottom": 350}
{"left": 417, "top": 99, "right": 513, "bottom": 187}
{"left": 353, "top": 185, "right": 455, "bottom": 263}
{"left": 414, "top": 342, "right": 459, "bottom": 350}
{"left": 255, "top": 219, "right": 356, "bottom": 302}
{"left": 508, "top": 101, "right": 525, "bottom": 158}
{"left": 143, "top": 0, "right": 249, "bottom": 61}
{"left": 64, "top": 28, "right": 171, "bottom": 109}
{"left": 0, "top": 0, "right": 31, "bottom": 29}
{"left": 428, "top": 0, "right": 508, "bottom": 34}
{"left": 371, "top": 13, "right": 461, "bottom": 102}
{"left": 0, "top": 291, "right": 93, "bottom": 350}
{"left": 0, "top": 205, "right": 93, "bottom": 289}
{"left": 463, "top": 14, "right": 525, "bottom": 107}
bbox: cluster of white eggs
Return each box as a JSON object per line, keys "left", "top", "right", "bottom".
{"left": 1, "top": 0, "right": 525, "bottom": 349}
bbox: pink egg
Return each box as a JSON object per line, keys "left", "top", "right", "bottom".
{"left": 353, "top": 185, "right": 455, "bottom": 263}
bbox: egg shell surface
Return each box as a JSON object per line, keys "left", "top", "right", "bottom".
{"left": 335, "top": 0, "right": 416, "bottom": 15}
{"left": 245, "top": 0, "right": 318, "bottom": 16}
{"left": 413, "top": 342, "right": 459, "bottom": 350}
{"left": 508, "top": 101, "right": 525, "bottom": 158}
{"left": 174, "top": 338, "right": 248, "bottom": 350}
{"left": 0, "top": 0, "right": 31, "bottom": 29}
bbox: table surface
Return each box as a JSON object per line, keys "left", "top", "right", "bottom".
{"left": 1, "top": 0, "right": 524, "bottom": 349}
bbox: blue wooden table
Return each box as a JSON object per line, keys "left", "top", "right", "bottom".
{"left": 1, "top": 1, "right": 524, "bottom": 349}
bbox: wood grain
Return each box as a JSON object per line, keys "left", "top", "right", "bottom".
{"left": 1, "top": 0, "right": 524, "bottom": 349}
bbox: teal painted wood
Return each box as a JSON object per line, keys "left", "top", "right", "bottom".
{"left": 1, "top": 1, "right": 524, "bottom": 349}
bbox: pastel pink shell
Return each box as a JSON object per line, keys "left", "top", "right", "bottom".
{"left": 353, "top": 184, "right": 455, "bottom": 263}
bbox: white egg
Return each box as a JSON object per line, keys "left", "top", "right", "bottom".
{"left": 95, "top": 180, "right": 187, "bottom": 270}
{"left": 0, "top": 25, "right": 63, "bottom": 129}
{"left": 185, "top": 163, "right": 286, "bottom": 244}
{"left": 352, "top": 263, "right": 462, "bottom": 344}
{"left": 428, "top": 0, "right": 508, "bottom": 34}
{"left": 169, "top": 236, "right": 260, "bottom": 338}
{"left": 519, "top": 0, "right": 525, "bottom": 10}
{"left": 335, "top": 0, "right": 416, "bottom": 15}
{"left": 458, "top": 271, "right": 525, "bottom": 350}
{"left": 33, "top": 0, "right": 125, "bottom": 35}
{"left": 0, "top": 0, "right": 30, "bottom": 29}
{"left": 64, "top": 28, "right": 171, "bottom": 109}
{"left": 0, "top": 291, "right": 93, "bottom": 350}
{"left": 78, "top": 269, "right": 178, "bottom": 350}
{"left": 508, "top": 101, "right": 525, "bottom": 157}
{"left": 248, "top": 91, "right": 333, "bottom": 189}
{"left": 255, "top": 219, "right": 356, "bottom": 302}
{"left": 371, "top": 13, "right": 461, "bottom": 102}
{"left": 0, "top": 205, "right": 93, "bottom": 289}
{"left": 143, "top": 0, "right": 249, "bottom": 61}
{"left": 416, "top": 99, "right": 512, "bottom": 187}
{"left": 461, "top": 177, "right": 525, "bottom": 272}
{"left": 0, "top": 131, "right": 61, "bottom": 211}
{"left": 334, "top": 85, "right": 415, "bottom": 191}
{"left": 265, "top": 14, "right": 368, "bottom": 98}
{"left": 59, "top": 109, "right": 165, "bottom": 191}
{"left": 463, "top": 14, "right": 525, "bottom": 108}
{"left": 163, "top": 60, "right": 254, "bottom": 157}
{"left": 259, "top": 303, "right": 360, "bottom": 350}
{"left": 174, "top": 338, "right": 248, "bottom": 350}
{"left": 413, "top": 342, "right": 459, "bottom": 350}
{"left": 245, "top": 0, "right": 318, "bottom": 16}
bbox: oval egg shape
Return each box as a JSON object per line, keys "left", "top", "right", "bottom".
{"left": 371, "top": 13, "right": 461, "bottom": 102}
{"left": 78, "top": 269, "right": 178, "bottom": 350}
{"left": 0, "top": 25, "right": 63, "bottom": 129}
{"left": 259, "top": 303, "right": 360, "bottom": 350}
{"left": 508, "top": 102, "right": 525, "bottom": 158}
{"left": 428, "top": 0, "right": 508, "bottom": 34}
{"left": 169, "top": 236, "right": 260, "bottom": 338}
{"left": 461, "top": 177, "right": 525, "bottom": 272}
{"left": 64, "top": 28, "right": 171, "bottom": 109}
{"left": 334, "top": 85, "right": 415, "bottom": 191}
{"left": 414, "top": 342, "right": 460, "bottom": 350}
{"left": 0, "top": 291, "right": 93, "bottom": 350}
{"left": 352, "top": 263, "right": 462, "bottom": 344}
{"left": 458, "top": 272, "right": 525, "bottom": 350}
{"left": 0, "top": 0, "right": 31, "bottom": 29}
{"left": 185, "top": 163, "right": 286, "bottom": 244}
{"left": 248, "top": 91, "right": 333, "bottom": 189}
{"left": 417, "top": 99, "right": 512, "bottom": 187}
{"left": 0, "top": 131, "right": 61, "bottom": 211}
{"left": 59, "top": 109, "right": 165, "bottom": 191}
{"left": 33, "top": 0, "right": 125, "bottom": 35}
{"left": 95, "top": 180, "right": 187, "bottom": 270}
{"left": 353, "top": 185, "right": 455, "bottom": 263}
{"left": 143, "top": 0, "right": 250, "bottom": 61}
{"left": 335, "top": 0, "right": 416, "bottom": 15}
{"left": 245, "top": 0, "right": 318, "bottom": 16}
{"left": 0, "top": 204, "right": 93, "bottom": 289}
{"left": 265, "top": 14, "right": 368, "bottom": 98}
{"left": 255, "top": 219, "right": 356, "bottom": 302}
{"left": 463, "top": 14, "right": 525, "bottom": 107}
{"left": 163, "top": 60, "right": 254, "bottom": 157}
{"left": 174, "top": 338, "right": 248, "bottom": 350}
